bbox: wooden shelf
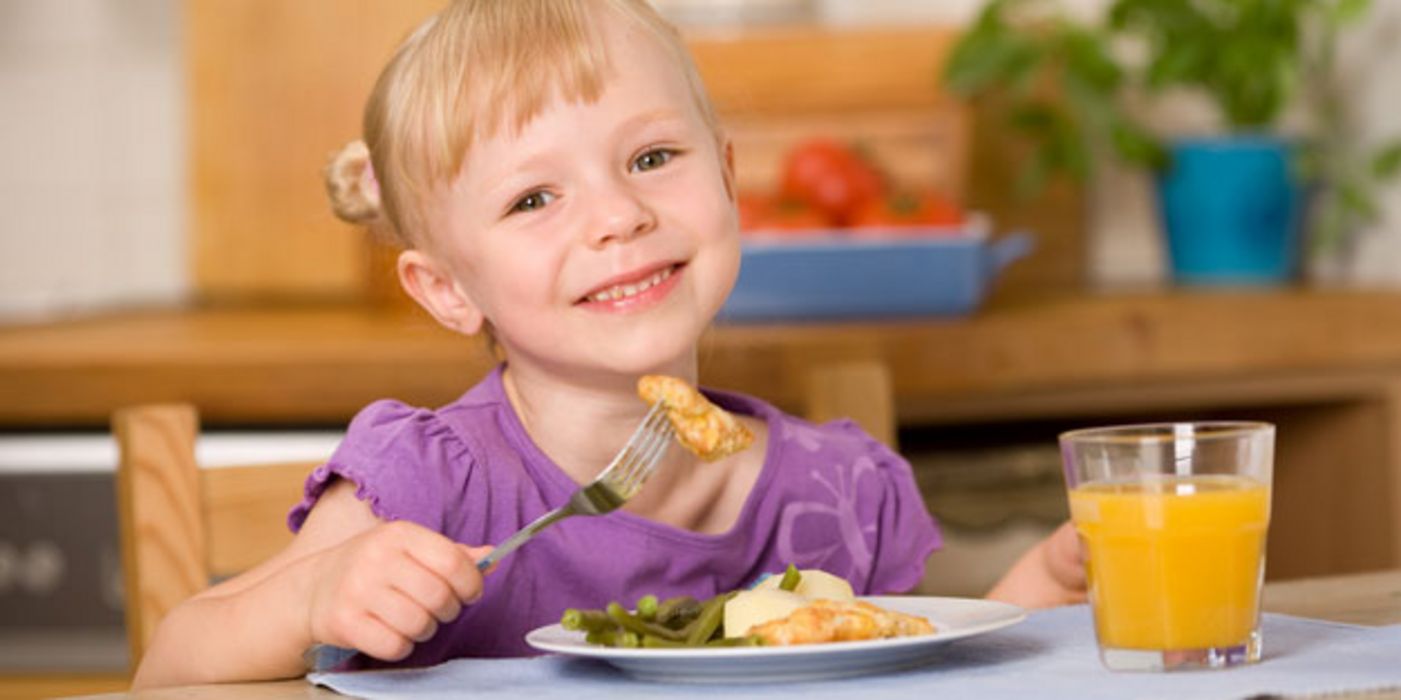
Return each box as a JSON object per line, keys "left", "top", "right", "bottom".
{"left": 7, "top": 288, "right": 1401, "bottom": 426}
{"left": 7, "top": 288, "right": 1401, "bottom": 580}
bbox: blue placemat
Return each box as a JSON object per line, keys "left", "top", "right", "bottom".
{"left": 310, "top": 605, "right": 1401, "bottom": 700}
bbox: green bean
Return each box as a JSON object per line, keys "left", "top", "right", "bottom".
{"left": 607, "top": 602, "right": 687, "bottom": 641}
{"left": 573, "top": 590, "right": 755, "bottom": 648}
{"left": 641, "top": 634, "right": 687, "bottom": 648}
{"left": 677, "top": 593, "right": 722, "bottom": 637}
{"left": 684, "top": 592, "right": 732, "bottom": 645}
{"left": 778, "top": 563, "right": 801, "bottom": 592}
{"left": 586, "top": 627, "right": 640, "bottom": 648}
{"left": 656, "top": 596, "right": 702, "bottom": 629}
{"left": 635, "top": 594, "right": 659, "bottom": 621}
{"left": 560, "top": 608, "right": 612, "bottom": 633}
{"left": 663, "top": 609, "right": 700, "bottom": 632}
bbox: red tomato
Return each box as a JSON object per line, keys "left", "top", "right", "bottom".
{"left": 779, "top": 138, "right": 886, "bottom": 225}
{"left": 738, "top": 192, "right": 832, "bottom": 235}
{"left": 848, "top": 190, "right": 965, "bottom": 234}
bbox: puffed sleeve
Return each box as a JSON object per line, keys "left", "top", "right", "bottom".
{"left": 853, "top": 427, "right": 943, "bottom": 595}
{"left": 287, "top": 399, "right": 474, "bottom": 534}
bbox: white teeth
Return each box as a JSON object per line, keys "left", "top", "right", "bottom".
{"left": 588, "top": 266, "right": 672, "bottom": 303}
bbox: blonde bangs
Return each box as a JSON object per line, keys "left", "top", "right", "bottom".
{"left": 364, "top": 0, "right": 720, "bottom": 246}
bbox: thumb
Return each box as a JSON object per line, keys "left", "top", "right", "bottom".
{"left": 462, "top": 544, "right": 497, "bottom": 574}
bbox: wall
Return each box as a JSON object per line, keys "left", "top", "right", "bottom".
{"left": 1338, "top": 0, "right": 1401, "bottom": 284}
{"left": 2, "top": 0, "right": 1398, "bottom": 321}
{"left": 1066, "top": 0, "right": 1401, "bottom": 287}
{"left": 749, "top": 0, "right": 1401, "bottom": 288}
{"left": 0, "top": 0, "right": 185, "bottom": 320}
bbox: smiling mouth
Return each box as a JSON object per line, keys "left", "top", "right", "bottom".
{"left": 580, "top": 264, "right": 678, "bottom": 304}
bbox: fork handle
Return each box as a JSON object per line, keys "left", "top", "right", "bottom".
{"left": 475, "top": 503, "right": 577, "bottom": 571}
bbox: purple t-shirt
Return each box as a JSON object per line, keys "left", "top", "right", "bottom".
{"left": 289, "top": 366, "right": 941, "bottom": 667}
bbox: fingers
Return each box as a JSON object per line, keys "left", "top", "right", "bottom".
{"left": 349, "top": 611, "right": 415, "bottom": 662}
{"left": 309, "top": 522, "right": 496, "bottom": 660}
{"left": 463, "top": 545, "right": 497, "bottom": 575}
{"left": 462, "top": 544, "right": 494, "bottom": 561}
{"left": 391, "top": 523, "right": 487, "bottom": 604}
{"left": 369, "top": 586, "right": 439, "bottom": 644}
{"left": 389, "top": 561, "right": 463, "bottom": 625}
{"left": 1057, "top": 522, "right": 1086, "bottom": 576}
{"left": 318, "top": 598, "right": 416, "bottom": 662}
{"left": 1043, "top": 521, "right": 1088, "bottom": 597}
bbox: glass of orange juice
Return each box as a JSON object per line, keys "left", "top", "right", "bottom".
{"left": 1060, "top": 421, "right": 1273, "bottom": 671}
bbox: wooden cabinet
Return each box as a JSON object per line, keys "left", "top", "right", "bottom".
{"left": 184, "top": 4, "right": 1085, "bottom": 305}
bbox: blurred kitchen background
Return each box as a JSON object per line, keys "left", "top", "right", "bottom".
{"left": 4, "top": 0, "right": 1401, "bottom": 696}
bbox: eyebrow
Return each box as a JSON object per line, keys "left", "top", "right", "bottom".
{"left": 614, "top": 107, "right": 689, "bottom": 134}
{"left": 475, "top": 107, "right": 696, "bottom": 205}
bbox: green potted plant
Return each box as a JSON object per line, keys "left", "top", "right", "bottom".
{"left": 943, "top": 0, "right": 1401, "bottom": 285}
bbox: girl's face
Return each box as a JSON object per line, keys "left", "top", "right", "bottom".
{"left": 411, "top": 12, "right": 739, "bottom": 382}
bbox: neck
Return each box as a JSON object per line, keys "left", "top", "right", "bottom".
{"left": 499, "top": 353, "right": 699, "bottom": 484}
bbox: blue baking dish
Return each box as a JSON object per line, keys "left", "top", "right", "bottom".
{"left": 717, "top": 218, "right": 1033, "bottom": 322}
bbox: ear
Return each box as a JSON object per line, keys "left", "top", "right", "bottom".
{"left": 397, "top": 249, "right": 486, "bottom": 336}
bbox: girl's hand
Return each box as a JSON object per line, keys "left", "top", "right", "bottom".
{"left": 304, "top": 520, "right": 492, "bottom": 661}
{"left": 986, "top": 520, "right": 1087, "bottom": 609}
{"left": 1041, "top": 520, "right": 1087, "bottom": 601}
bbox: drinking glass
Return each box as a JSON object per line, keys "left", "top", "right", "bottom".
{"left": 1060, "top": 421, "right": 1274, "bottom": 671}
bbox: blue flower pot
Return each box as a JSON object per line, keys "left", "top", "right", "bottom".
{"left": 1155, "top": 137, "right": 1306, "bottom": 285}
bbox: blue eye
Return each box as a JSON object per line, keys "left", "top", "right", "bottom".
{"left": 511, "top": 190, "right": 555, "bottom": 214}
{"left": 632, "top": 148, "right": 677, "bottom": 173}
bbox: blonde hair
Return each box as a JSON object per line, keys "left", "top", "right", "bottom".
{"left": 324, "top": 0, "right": 723, "bottom": 247}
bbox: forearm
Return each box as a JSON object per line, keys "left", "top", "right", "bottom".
{"left": 132, "top": 555, "right": 318, "bottom": 689}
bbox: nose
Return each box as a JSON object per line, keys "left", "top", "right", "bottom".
{"left": 585, "top": 176, "right": 657, "bottom": 248}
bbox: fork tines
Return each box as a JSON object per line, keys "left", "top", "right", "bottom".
{"left": 605, "top": 401, "right": 674, "bottom": 498}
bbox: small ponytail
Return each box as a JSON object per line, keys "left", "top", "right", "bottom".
{"left": 323, "top": 140, "right": 383, "bottom": 224}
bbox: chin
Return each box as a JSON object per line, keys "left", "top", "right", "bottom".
{"left": 606, "top": 346, "right": 693, "bottom": 378}
{"left": 593, "top": 329, "right": 698, "bottom": 378}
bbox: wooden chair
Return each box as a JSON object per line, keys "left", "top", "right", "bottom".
{"left": 112, "top": 403, "right": 325, "bottom": 670}
{"left": 805, "top": 360, "right": 898, "bottom": 449}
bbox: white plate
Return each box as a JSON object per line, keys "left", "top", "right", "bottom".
{"left": 525, "top": 596, "right": 1026, "bottom": 683}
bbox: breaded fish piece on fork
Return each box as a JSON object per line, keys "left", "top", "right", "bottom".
{"left": 637, "top": 375, "right": 754, "bottom": 461}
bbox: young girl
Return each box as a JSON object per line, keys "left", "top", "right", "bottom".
{"left": 133, "top": 0, "right": 1083, "bottom": 688}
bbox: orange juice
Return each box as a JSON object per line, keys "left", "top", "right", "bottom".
{"left": 1069, "top": 475, "right": 1270, "bottom": 651}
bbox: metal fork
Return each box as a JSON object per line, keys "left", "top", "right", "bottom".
{"left": 476, "top": 401, "right": 674, "bottom": 570}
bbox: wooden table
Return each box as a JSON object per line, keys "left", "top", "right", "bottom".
{"left": 65, "top": 569, "right": 1401, "bottom": 699}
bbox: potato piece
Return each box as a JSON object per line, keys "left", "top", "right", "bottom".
{"left": 723, "top": 589, "right": 807, "bottom": 638}
{"left": 754, "top": 568, "right": 856, "bottom": 601}
{"left": 794, "top": 569, "right": 856, "bottom": 601}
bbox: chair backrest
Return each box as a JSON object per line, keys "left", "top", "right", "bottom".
{"left": 112, "top": 404, "right": 323, "bottom": 668}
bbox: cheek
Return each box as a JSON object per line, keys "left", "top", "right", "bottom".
{"left": 502, "top": 253, "right": 566, "bottom": 304}
{"left": 463, "top": 243, "right": 568, "bottom": 316}
{"left": 689, "top": 194, "right": 742, "bottom": 306}
{"left": 683, "top": 171, "right": 740, "bottom": 241}
{"left": 714, "top": 227, "right": 742, "bottom": 296}
{"left": 690, "top": 177, "right": 741, "bottom": 267}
